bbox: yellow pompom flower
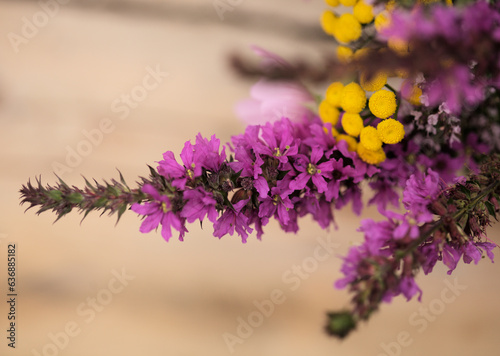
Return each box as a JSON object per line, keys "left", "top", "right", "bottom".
{"left": 377, "top": 118, "right": 405, "bottom": 144}
{"left": 374, "top": 11, "right": 391, "bottom": 32}
{"left": 332, "top": 13, "right": 362, "bottom": 43}
{"left": 353, "top": 47, "right": 371, "bottom": 61}
{"left": 388, "top": 38, "right": 410, "bottom": 56}
{"left": 337, "top": 46, "right": 353, "bottom": 63}
{"left": 360, "top": 71, "right": 388, "bottom": 92}
{"left": 337, "top": 134, "right": 358, "bottom": 152}
{"left": 319, "top": 100, "right": 340, "bottom": 126}
{"left": 369, "top": 89, "right": 397, "bottom": 119}
{"left": 357, "top": 143, "right": 386, "bottom": 165}
{"left": 353, "top": 1, "right": 374, "bottom": 24}
{"left": 341, "top": 113, "right": 364, "bottom": 137}
{"left": 339, "top": 0, "right": 357, "bottom": 6}
{"left": 321, "top": 10, "right": 337, "bottom": 35}
{"left": 341, "top": 82, "right": 366, "bottom": 114}
{"left": 325, "top": 0, "right": 340, "bottom": 6}
{"left": 360, "top": 126, "right": 382, "bottom": 151}
{"left": 326, "top": 81, "right": 344, "bottom": 107}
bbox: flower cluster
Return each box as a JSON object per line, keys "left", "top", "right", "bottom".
{"left": 319, "top": 0, "right": 410, "bottom": 165}
{"left": 327, "top": 155, "right": 500, "bottom": 337}
{"left": 18, "top": 0, "right": 500, "bottom": 342}
{"left": 371, "top": 1, "right": 500, "bottom": 114}
{"left": 131, "top": 116, "right": 384, "bottom": 242}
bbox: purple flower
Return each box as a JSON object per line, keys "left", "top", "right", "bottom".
{"left": 358, "top": 218, "right": 396, "bottom": 255}
{"left": 194, "top": 134, "right": 226, "bottom": 172}
{"left": 403, "top": 169, "right": 442, "bottom": 223}
{"left": 475, "top": 242, "right": 496, "bottom": 263}
{"left": 258, "top": 179, "right": 294, "bottom": 226}
{"left": 289, "top": 146, "right": 333, "bottom": 193}
{"left": 131, "top": 184, "right": 187, "bottom": 241}
{"left": 158, "top": 141, "right": 202, "bottom": 189}
{"left": 235, "top": 79, "right": 315, "bottom": 125}
{"left": 441, "top": 243, "right": 461, "bottom": 275}
{"left": 397, "top": 276, "right": 422, "bottom": 302}
{"left": 180, "top": 188, "right": 218, "bottom": 224}
{"left": 253, "top": 119, "right": 299, "bottom": 166}
{"left": 213, "top": 199, "right": 253, "bottom": 242}
{"left": 325, "top": 157, "right": 353, "bottom": 202}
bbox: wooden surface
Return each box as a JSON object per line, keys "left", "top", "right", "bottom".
{"left": 0, "top": 1, "right": 499, "bottom": 355}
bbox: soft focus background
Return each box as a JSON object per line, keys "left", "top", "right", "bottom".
{"left": 1, "top": 1, "right": 500, "bottom": 355}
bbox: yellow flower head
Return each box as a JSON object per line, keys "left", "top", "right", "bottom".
{"left": 326, "top": 81, "right": 345, "bottom": 107}
{"left": 388, "top": 38, "right": 410, "bottom": 56}
{"left": 369, "top": 89, "right": 397, "bottom": 119}
{"left": 341, "top": 113, "right": 364, "bottom": 137}
{"left": 332, "top": 13, "right": 362, "bottom": 43}
{"left": 353, "top": 1, "right": 374, "bottom": 24}
{"left": 320, "top": 10, "right": 337, "bottom": 35}
{"left": 377, "top": 118, "right": 405, "bottom": 144}
{"left": 357, "top": 142, "right": 386, "bottom": 165}
{"left": 341, "top": 82, "right": 367, "bottom": 114}
{"left": 337, "top": 134, "right": 358, "bottom": 152}
{"left": 319, "top": 100, "right": 340, "bottom": 126}
{"left": 337, "top": 46, "right": 353, "bottom": 64}
{"left": 325, "top": 0, "right": 340, "bottom": 6}
{"left": 374, "top": 11, "right": 391, "bottom": 32}
{"left": 353, "top": 47, "right": 371, "bottom": 61}
{"left": 339, "top": 0, "right": 357, "bottom": 6}
{"left": 360, "top": 126, "right": 382, "bottom": 151}
{"left": 360, "top": 71, "right": 388, "bottom": 92}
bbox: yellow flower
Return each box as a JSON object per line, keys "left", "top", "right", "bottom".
{"left": 388, "top": 38, "right": 410, "bottom": 56}
{"left": 337, "top": 134, "right": 358, "bottom": 152}
{"left": 353, "top": 47, "right": 371, "bottom": 61}
{"left": 319, "top": 100, "right": 340, "bottom": 126}
{"left": 326, "top": 81, "right": 344, "bottom": 107}
{"left": 353, "top": 1, "right": 374, "bottom": 24}
{"left": 337, "top": 46, "right": 353, "bottom": 64}
{"left": 332, "top": 13, "right": 362, "bottom": 43}
{"left": 339, "top": 0, "right": 357, "bottom": 6}
{"left": 341, "top": 113, "right": 364, "bottom": 137}
{"left": 360, "top": 71, "right": 387, "bottom": 92}
{"left": 325, "top": 0, "right": 340, "bottom": 6}
{"left": 377, "top": 118, "right": 405, "bottom": 144}
{"left": 360, "top": 126, "right": 382, "bottom": 150}
{"left": 374, "top": 11, "right": 390, "bottom": 32}
{"left": 385, "top": 0, "right": 396, "bottom": 11}
{"left": 341, "top": 82, "right": 367, "bottom": 114}
{"left": 369, "top": 89, "right": 397, "bottom": 119}
{"left": 357, "top": 143, "right": 386, "bottom": 165}
{"left": 320, "top": 10, "right": 337, "bottom": 35}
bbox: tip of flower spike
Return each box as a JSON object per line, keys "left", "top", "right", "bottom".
{"left": 325, "top": 311, "right": 357, "bottom": 339}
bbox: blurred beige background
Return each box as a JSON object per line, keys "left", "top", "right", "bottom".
{"left": 0, "top": 0, "right": 499, "bottom": 355}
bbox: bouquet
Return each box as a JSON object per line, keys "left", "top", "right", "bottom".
{"left": 20, "top": 0, "right": 500, "bottom": 340}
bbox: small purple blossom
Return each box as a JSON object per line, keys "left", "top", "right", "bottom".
{"left": 289, "top": 146, "right": 333, "bottom": 193}
{"left": 131, "top": 184, "right": 187, "bottom": 241}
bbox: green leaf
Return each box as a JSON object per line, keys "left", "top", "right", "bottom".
{"left": 485, "top": 201, "right": 497, "bottom": 220}
{"left": 48, "top": 190, "right": 62, "bottom": 201}
{"left": 458, "top": 185, "right": 471, "bottom": 199}
{"left": 115, "top": 204, "right": 127, "bottom": 225}
{"left": 67, "top": 193, "right": 83, "bottom": 204}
